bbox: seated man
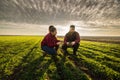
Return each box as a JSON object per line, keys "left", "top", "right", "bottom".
{"left": 41, "top": 26, "right": 61, "bottom": 55}
{"left": 62, "top": 25, "right": 80, "bottom": 55}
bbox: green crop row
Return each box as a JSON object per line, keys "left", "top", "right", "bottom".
{"left": 78, "top": 47, "right": 120, "bottom": 73}
{"left": 76, "top": 53, "right": 120, "bottom": 80}
{"left": 0, "top": 39, "right": 40, "bottom": 79}
{"left": 80, "top": 41, "right": 120, "bottom": 58}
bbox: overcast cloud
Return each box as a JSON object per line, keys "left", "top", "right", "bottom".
{"left": 0, "top": 0, "right": 120, "bottom": 36}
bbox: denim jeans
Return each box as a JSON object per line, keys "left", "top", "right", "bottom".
{"left": 41, "top": 46, "right": 58, "bottom": 54}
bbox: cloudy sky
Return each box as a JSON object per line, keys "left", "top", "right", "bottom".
{"left": 0, "top": 0, "right": 120, "bottom": 36}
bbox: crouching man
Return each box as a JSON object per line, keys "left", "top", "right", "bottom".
{"left": 41, "top": 25, "right": 61, "bottom": 55}
{"left": 62, "top": 25, "right": 80, "bottom": 55}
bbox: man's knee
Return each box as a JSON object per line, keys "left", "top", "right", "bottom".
{"left": 41, "top": 46, "right": 56, "bottom": 54}
{"left": 50, "top": 49, "right": 57, "bottom": 54}
{"left": 41, "top": 46, "right": 47, "bottom": 51}
{"left": 73, "top": 43, "right": 79, "bottom": 48}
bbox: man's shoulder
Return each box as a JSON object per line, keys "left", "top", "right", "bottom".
{"left": 74, "top": 31, "right": 79, "bottom": 34}
{"left": 65, "top": 32, "right": 69, "bottom": 35}
{"left": 44, "top": 33, "right": 51, "bottom": 38}
{"left": 65, "top": 31, "right": 78, "bottom": 35}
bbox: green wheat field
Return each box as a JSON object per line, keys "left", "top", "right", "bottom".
{"left": 0, "top": 36, "right": 120, "bottom": 80}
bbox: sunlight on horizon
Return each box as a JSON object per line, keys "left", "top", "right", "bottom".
{"left": 0, "top": 21, "right": 120, "bottom": 36}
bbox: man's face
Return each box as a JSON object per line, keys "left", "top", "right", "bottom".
{"left": 70, "top": 27, "right": 75, "bottom": 32}
{"left": 52, "top": 30, "right": 57, "bottom": 36}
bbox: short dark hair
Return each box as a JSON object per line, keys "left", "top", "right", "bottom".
{"left": 70, "top": 25, "right": 75, "bottom": 29}
{"left": 49, "top": 25, "right": 54, "bottom": 31}
{"left": 50, "top": 27, "right": 56, "bottom": 32}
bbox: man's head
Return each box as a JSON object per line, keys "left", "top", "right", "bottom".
{"left": 49, "top": 26, "right": 57, "bottom": 36}
{"left": 70, "top": 25, "right": 75, "bottom": 32}
{"left": 49, "top": 25, "right": 54, "bottom": 32}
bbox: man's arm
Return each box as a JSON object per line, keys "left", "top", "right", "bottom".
{"left": 55, "top": 37, "right": 60, "bottom": 42}
{"left": 64, "top": 34, "right": 67, "bottom": 44}
{"left": 46, "top": 36, "right": 57, "bottom": 47}
{"left": 75, "top": 32, "right": 80, "bottom": 43}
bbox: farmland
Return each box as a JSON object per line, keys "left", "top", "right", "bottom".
{"left": 0, "top": 36, "right": 120, "bottom": 80}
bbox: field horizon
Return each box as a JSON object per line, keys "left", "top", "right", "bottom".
{"left": 0, "top": 35, "right": 120, "bottom": 44}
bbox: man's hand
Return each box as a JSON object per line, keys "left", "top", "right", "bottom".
{"left": 71, "top": 41, "right": 75, "bottom": 46}
{"left": 66, "top": 42, "right": 70, "bottom": 45}
{"left": 56, "top": 42, "right": 61, "bottom": 45}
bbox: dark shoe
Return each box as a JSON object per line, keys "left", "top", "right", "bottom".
{"left": 73, "top": 52, "right": 76, "bottom": 55}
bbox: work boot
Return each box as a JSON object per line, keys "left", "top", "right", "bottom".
{"left": 73, "top": 51, "right": 76, "bottom": 55}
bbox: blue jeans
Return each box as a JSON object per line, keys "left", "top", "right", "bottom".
{"left": 41, "top": 46, "right": 58, "bottom": 55}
